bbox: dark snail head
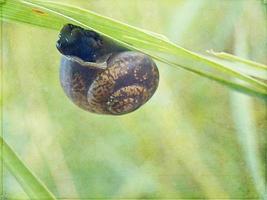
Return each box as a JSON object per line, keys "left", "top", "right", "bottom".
{"left": 56, "top": 24, "right": 103, "bottom": 62}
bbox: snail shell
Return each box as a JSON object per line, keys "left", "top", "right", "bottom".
{"left": 57, "top": 24, "right": 159, "bottom": 115}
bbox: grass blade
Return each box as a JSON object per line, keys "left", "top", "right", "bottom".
{"left": 230, "top": 23, "right": 265, "bottom": 199}
{"left": 206, "top": 50, "right": 267, "bottom": 80}
{"left": 0, "top": 136, "right": 56, "bottom": 200}
{"left": 207, "top": 50, "right": 267, "bottom": 70}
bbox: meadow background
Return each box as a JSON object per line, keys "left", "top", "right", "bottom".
{"left": 2, "top": 0, "right": 267, "bottom": 199}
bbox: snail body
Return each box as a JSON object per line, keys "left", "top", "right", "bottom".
{"left": 57, "top": 24, "right": 159, "bottom": 115}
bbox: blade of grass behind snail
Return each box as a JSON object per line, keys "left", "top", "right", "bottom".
{"left": 1, "top": 0, "right": 267, "bottom": 99}
{"left": 20, "top": 0, "right": 267, "bottom": 99}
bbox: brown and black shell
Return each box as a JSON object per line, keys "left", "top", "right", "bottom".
{"left": 57, "top": 24, "right": 159, "bottom": 115}
{"left": 60, "top": 51, "right": 159, "bottom": 115}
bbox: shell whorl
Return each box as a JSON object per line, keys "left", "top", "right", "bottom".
{"left": 86, "top": 51, "right": 159, "bottom": 114}
{"left": 60, "top": 51, "right": 159, "bottom": 115}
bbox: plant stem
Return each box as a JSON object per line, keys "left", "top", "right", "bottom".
{"left": 0, "top": 136, "right": 56, "bottom": 200}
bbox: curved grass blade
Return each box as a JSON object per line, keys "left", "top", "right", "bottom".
{"left": 28, "top": 1, "right": 267, "bottom": 88}
{"left": 206, "top": 50, "right": 267, "bottom": 80}
{"left": 0, "top": 136, "right": 56, "bottom": 200}
{"left": 1, "top": 0, "right": 267, "bottom": 99}
{"left": 207, "top": 50, "right": 267, "bottom": 70}
{"left": 151, "top": 54, "right": 267, "bottom": 100}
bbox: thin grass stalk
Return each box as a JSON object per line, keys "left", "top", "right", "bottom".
{"left": 0, "top": 136, "right": 56, "bottom": 200}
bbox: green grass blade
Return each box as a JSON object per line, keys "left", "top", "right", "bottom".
{"left": 206, "top": 50, "right": 267, "bottom": 80}
{"left": 1, "top": 0, "right": 267, "bottom": 99}
{"left": 207, "top": 50, "right": 267, "bottom": 70}
{"left": 33, "top": 0, "right": 267, "bottom": 91}
{"left": 230, "top": 24, "right": 265, "bottom": 198}
{"left": 204, "top": 55, "right": 267, "bottom": 81}
{"left": 152, "top": 55, "right": 267, "bottom": 100}
{"left": 0, "top": 136, "right": 56, "bottom": 200}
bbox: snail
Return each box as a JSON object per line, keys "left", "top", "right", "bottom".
{"left": 56, "top": 24, "right": 159, "bottom": 115}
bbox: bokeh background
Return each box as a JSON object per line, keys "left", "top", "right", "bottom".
{"left": 2, "top": 0, "right": 267, "bottom": 199}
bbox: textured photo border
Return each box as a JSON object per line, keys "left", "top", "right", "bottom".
{"left": 1, "top": 1, "right": 3, "bottom": 198}
{"left": 0, "top": 1, "right": 266, "bottom": 199}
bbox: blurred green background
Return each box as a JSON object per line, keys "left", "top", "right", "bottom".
{"left": 2, "top": 0, "right": 267, "bottom": 199}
